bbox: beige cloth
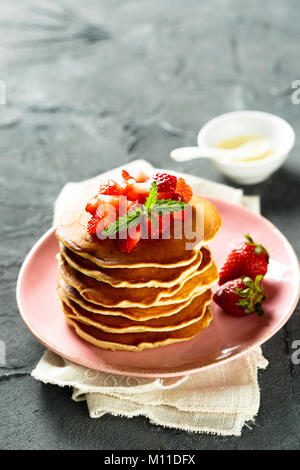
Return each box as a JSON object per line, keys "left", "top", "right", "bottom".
{"left": 32, "top": 159, "right": 268, "bottom": 436}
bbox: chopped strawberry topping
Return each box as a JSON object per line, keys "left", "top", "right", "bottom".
{"left": 85, "top": 194, "right": 101, "bottom": 215}
{"left": 118, "top": 226, "right": 141, "bottom": 253}
{"left": 87, "top": 215, "right": 104, "bottom": 235}
{"left": 86, "top": 194, "right": 121, "bottom": 216}
{"left": 99, "top": 179, "right": 124, "bottom": 196}
{"left": 122, "top": 169, "right": 135, "bottom": 182}
{"left": 85, "top": 169, "right": 194, "bottom": 252}
{"left": 153, "top": 172, "right": 177, "bottom": 193}
{"left": 135, "top": 171, "right": 150, "bottom": 183}
{"left": 125, "top": 181, "right": 152, "bottom": 203}
{"left": 175, "top": 177, "right": 193, "bottom": 202}
{"left": 143, "top": 213, "right": 171, "bottom": 238}
{"left": 157, "top": 191, "right": 179, "bottom": 201}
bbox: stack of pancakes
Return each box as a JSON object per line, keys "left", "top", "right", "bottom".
{"left": 55, "top": 186, "right": 221, "bottom": 351}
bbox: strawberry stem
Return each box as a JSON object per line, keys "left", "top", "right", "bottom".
{"left": 244, "top": 234, "right": 269, "bottom": 263}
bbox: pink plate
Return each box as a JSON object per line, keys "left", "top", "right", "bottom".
{"left": 17, "top": 197, "right": 300, "bottom": 377}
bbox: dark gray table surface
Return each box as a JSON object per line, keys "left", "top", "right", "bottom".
{"left": 0, "top": 0, "right": 299, "bottom": 450}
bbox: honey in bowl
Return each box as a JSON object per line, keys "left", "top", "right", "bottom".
{"left": 216, "top": 135, "right": 273, "bottom": 162}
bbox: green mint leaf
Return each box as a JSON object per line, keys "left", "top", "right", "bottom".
{"left": 156, "top": 198, "right": 187, "bottom": 207}
{"left": 145, "top": 182, "right": 158, "bottom": 211}
{"left": 151, "top": 199, "right": 187, "bottom": 215}
{"left": 103, "top": 208, "right": 142, "bottom": 236}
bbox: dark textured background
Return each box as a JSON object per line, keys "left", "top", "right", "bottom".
{"left": 0, "top": 0, "right": 299, "bottom": 450}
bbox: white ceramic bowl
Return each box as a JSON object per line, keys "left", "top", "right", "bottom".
{"left": 197, "top": 111, "right": 295, "bottom": 184}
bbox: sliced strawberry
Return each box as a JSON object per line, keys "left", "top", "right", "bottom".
{"left": 99, "top": 179, "right": 124, "bottom": 196}
{"left": 96, "top": 198, "right": 140, "bottom": 239}
{"left": 125, "top": 181, "right": 152, "bottom": 203}
{"left": 85, "top": 194, "right": 101, "bottom": 215}
{"left": 86, "top": 195, "right": 123, "bottom": 237}
{"left": 95, "top": 196, "right": 122, "bottom": 233}
{"left": 121, "top": 198, "right": 138, "bottom": 216}
{"left": 122, "top": 169, "right": 136, "bottom": 183}
{"left": 141, "top": 213, "right": 171, "bottom": 239}
{"left": 135, "top": 171, "right": 150, "bottom": 183}
{"left": 175, "top": 177, "right": 193, "bottom": 203}
{"left": 121, "top": 169, "right": 131, "bottom": 181}
{"left": 92, "top": 196, "right": 121, "bottom": 220}
{"left": 85, "top": 190, "right": 124, "bottom": 215}
{"left": 87, "top": 214, "right": 104, "bottom": 235}
{"left": 153, "top": 172, "right": 177, "bottom": 192}
{"left": 157, "top": 191, "right": 178, "bottom": 200}
{"left": 118, "top": 226, "right": 141, "bottom": 252}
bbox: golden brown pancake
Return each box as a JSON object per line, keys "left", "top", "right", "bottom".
{"left": 57, "top": 253, "right": 218, "bottom": 308}
{"left": 58, "top": 288, "right": 212, "bottom": 333}
{"left": 60, "top": 243, "right": 208, "bottom": 288}
{"left": 58, "top": 275, "right": 209, "bottom": 320}
{"left": 56, "top": 192, "right": 221, "bottom": 268}
{"left": 55, "top": 176, "right": 221, "bottom": 351}
{"left": 63, "top": 303, "right": 213, "bottom": 351}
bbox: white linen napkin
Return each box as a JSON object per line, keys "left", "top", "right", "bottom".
{"left": 32, "top": 159, "right": 268, "bottom": 436}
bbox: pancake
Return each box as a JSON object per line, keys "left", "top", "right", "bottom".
{"left": 56, "top": 192, "right": 221, "bottom": 268}
{"left": 60, "top": 243, "right": 208, "bottom": 288}
{"left": 58, "top": 288, "right": 212, "bottom": 333}
{"left": 57, "top": 252, "right": 218, "bottom": 308}
{"left": 58, "top": 275, "right": 209, "bottom": 320}
{"left": 63, "top": 304, "right": 213, "bottom": 351}
{"left": 55, "top": 174, "right": 221, "bottom": 351}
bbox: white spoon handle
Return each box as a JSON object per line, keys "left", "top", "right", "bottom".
{"left": 170, "top": 140, "right": 271, "bottom": 163}
{"left": 170, "top": 146, "right": 228, "bottom": 162}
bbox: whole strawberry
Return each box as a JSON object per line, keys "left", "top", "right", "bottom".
{"left": 219, "top": 234, "right": 269, "bottom": 285}
{"left": 213, "top": 275, "right": 266, "bottom": 317}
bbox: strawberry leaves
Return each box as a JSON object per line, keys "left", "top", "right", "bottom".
{"left": 235, "top": 275, "right": 265, "bottom": 316}
{"left": 213, "top": 275, "right": 266, "bottom": 317}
